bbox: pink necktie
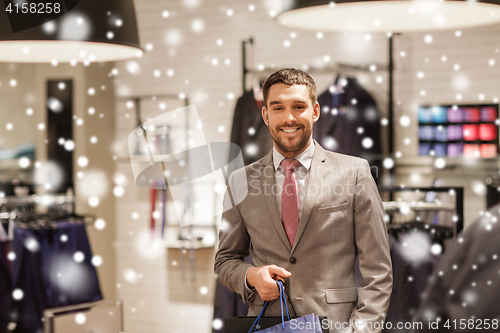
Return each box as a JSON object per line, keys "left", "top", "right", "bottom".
{"left": 281, "top": 158, "right": 301, "bottom": 247}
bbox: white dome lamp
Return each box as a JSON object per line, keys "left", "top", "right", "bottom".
{"left": 276, "top": 0, "right": 500, "bottom": 33}
{"left": 0, "top": 0, "right": 143, "bottom": 63}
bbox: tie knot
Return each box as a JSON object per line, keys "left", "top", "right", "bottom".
{"left": 281, "top": 158, "right": 301, "bottom": 173}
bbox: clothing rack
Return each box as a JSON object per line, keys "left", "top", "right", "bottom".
{"left": 241, "top": 37, "right": 388, "bottom": 94}
{"left": 0, "top": 193, "right": 73, "bottom": 207}
{"left": 0, "top": 191, "right": 95, "bottom": 229}
{"left": 379, "top": 186, "right": 464, "bottom": 235}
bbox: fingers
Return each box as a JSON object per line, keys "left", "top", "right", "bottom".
{"left": 255, "top": 265, "right": 291, "bottom": 301}
{"left": 268, "top": 265, "right": 291, "bottom": 278}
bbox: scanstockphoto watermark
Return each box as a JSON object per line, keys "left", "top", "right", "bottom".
{"left": 290, "top": 318, "right": 424, "bottom": 331}
{"left": 246, "top": 163, "right": 379, "bottom": 198}
{"left": 249, "top": 162, "right": 380, "bottom": 180}
{"left": 249, "top": 178, "right": 366, "bottom": 198}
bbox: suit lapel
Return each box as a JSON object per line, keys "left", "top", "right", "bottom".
{"left": 292, "top": 140, "right": 327, "bottom": 252}
{"left": 260, "top": 151, "right": 292, "bottom": 252}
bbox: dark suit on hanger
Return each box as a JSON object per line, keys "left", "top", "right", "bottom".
{"left": 36, "top": 222, "right": 102, "bottom": 308}
{"left": 409, "top": 203, "right": 500, "bottom": 332}
{"left": 0, "top": 227, "right": 47, "bottom": 333}
{"left": 314, "top": 77, "right": 382, "bottom": 181}
{"left": 229, "top": 90, "right": 273, "bottom": 174}
{"left": 383, "top": 234, "right": 439, "bottom": 333}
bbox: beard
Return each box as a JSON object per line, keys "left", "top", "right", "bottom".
{"left": 269, "top": 123, "right": 312, "bottom": 156}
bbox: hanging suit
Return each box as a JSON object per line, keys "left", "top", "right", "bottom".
{"left": 0, "top": 227, "right": 47, "bottom": 333}
{"left": 229, "top": 90, "right": 273, "bottom": 173}
{"left": 383, "top": 234, "right": 439, "bottom": 333}
{"left": 409, "top": 203, "right": 500, "bottom": 332}
{"left": 314, "top": 77, "right": 382, "bottom": 182}
{"left": 36, "top": 222, "right": 102, "bottom": 308}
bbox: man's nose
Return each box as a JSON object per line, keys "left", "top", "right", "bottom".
{"left": 283, "top": 109, "right": 296, "bottom": 123}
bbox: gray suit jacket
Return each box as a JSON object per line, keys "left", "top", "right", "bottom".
{"left": 214, "top": 140, "right": 392, "bottom": 332}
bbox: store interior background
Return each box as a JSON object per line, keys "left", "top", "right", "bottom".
{"left": 1, "top": 0, "right": 500, "bottom": 332}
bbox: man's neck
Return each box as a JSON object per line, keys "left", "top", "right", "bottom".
{"left": 274, "top": 138, "right": 312, "bottom": 158}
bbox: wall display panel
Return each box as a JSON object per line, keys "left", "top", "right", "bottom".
{"left": 418, "top": 104, "right": 499, "bottom": 158}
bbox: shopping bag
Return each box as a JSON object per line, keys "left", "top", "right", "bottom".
{"left": 225, "top": 281, "right": 324, "bottom": 333}
{"left": 247, "top": 281, "right": 322, "bottom": 333}
{"left": 252, "top": 313, "right": 322, "bottom": 333}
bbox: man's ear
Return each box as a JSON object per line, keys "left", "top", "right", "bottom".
{"left": 262, "top": 106, "right": 269, "bottom": 126}
{"left": 312, "top": 102, "right": 320, "bottom": 124}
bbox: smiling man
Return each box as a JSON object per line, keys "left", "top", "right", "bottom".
{"left": 215, "top": 68, "right": 392, "bottom": 333}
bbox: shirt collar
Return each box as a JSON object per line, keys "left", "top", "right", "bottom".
{"left": 273, "top": 140, "right": 315, "bottom": 171}
{"left": 0, "top": 220, "right": 14, "bottom": 242}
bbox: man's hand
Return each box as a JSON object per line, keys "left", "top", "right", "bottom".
{"left": 247, "top": 265, "right": 291, "bottom": 301}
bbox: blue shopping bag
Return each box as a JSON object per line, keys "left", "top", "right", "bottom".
{"left": 248, "top": 281, "right": 322, "bottom": 333}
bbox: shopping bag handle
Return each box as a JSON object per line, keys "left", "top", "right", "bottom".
{"left": 248, "top": 301, "right": 269, "bottom": 333}
{"left": 247, "top": 280, "right": 291, "bottom": 332}
{"left": 280, "top": 280, "right": 297, "bottom": 318}
{"left": 277, "top": 280, "right": 290, "bottom": 327}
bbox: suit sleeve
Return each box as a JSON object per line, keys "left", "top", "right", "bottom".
{"left": 214, "top": 173, "right": 255, "bottom": 303}
{"left": 351, "top": 159, "right": 393, "bottom": 331}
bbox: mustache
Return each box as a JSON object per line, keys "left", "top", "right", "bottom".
{"left": 277, "top": 125, "right": 303, "bottom": 129}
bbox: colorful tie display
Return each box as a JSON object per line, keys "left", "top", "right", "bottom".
{"left": 280, "top": 158, "right": 301, "bottom": 247}
{"left": 418, "top": 104, "right": 499, "bottom": 158}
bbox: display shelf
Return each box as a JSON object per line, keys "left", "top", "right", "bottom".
{"left": 127, "top": 153, "right": 188, "bottom": 163}
{"left": 379, "top": 186, "right": 464, "bottom": 234}
{"left": 159, "top": 239, "right": 215, "bottom": 250}
{"left": 392, "top": 155, "right": 500, "bottom": 170}
{"left": 418, "top": 140, "right": 497, "bottom": 144}
{"left": 383, "top": 201, "right": 455, "bottom": 212}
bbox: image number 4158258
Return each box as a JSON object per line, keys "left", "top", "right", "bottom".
{"left": 2, "top": 0, "right": 80, "bottom": 33}
{"left": 5, "top": 2, "right": 62, "bottom": 14}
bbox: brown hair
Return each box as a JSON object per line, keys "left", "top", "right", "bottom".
{"left": 261, "top": 68, "right": 317, "bottom": 107}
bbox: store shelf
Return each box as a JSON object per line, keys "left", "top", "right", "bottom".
{"left": 383, "top": 201, "right": 455, "bottom": 212}
{"left": 393, "top": 155, "right": 500, "bottom": 171}
{"left": 161, "top": 239, "right": 215, "bottom": 250}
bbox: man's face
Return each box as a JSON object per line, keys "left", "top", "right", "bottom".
{"left": 262, "top": 83, "right": 320, "bottom": 158}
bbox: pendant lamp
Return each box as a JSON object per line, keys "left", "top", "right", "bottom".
{"left": 276, "top": 0, "right": 500, "bottom": 33}
{"left": 0, "top": 0, "right": 142, "bottom": 63}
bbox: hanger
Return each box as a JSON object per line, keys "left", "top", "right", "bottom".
{"left": 252, "top": 77, "right": 264, "bottom": 102}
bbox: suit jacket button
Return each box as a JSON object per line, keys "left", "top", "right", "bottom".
{"left": 290, "top": 257, "right": 297, "bottom": 264}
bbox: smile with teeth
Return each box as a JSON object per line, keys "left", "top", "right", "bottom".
{"left": 281, "top": 127, "right": 299, "bottom": 133}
